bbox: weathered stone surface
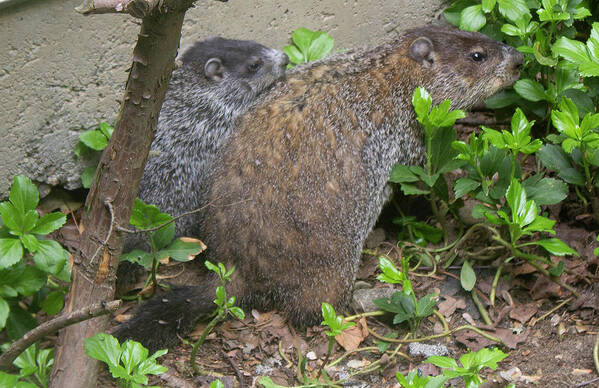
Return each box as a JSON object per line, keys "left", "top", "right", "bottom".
{"left": 0, "top": 0, "right": 443, "bottom": 197}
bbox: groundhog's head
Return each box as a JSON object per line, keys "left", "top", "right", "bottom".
{"left": 405, "top": 26, "right": 523, "bottom": 109}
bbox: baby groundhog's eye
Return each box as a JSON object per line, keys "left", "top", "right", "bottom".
{"left": 247, "top": 57, "right": 263, "bottom": 72}
{"left": 471, "top": 52, "right": 487, "bottom": 62}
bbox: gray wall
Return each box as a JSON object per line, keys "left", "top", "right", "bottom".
{"left": 0, "top": 0, "right": 444, "bottom": 198}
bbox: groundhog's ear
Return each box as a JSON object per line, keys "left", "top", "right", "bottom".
{"left": 409, "top": 37, "right": 435, "bottom": 67}
{"left": 204, "top": 58, "right": 224, "bottom": 82}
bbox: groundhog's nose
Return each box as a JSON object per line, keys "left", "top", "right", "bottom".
{"left": 504, "top": 44, "right": 524, "bottom": 68}
{"left": 281, "top": 53, "right": 290, "bottom": 67}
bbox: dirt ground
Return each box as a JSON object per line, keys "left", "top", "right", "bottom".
{"left": 100, "top": 215, "right": 599, "bottom": 388}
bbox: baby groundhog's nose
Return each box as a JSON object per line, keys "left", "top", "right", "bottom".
{"left": 281, "top": 53, "right": 290, "bottom": 67}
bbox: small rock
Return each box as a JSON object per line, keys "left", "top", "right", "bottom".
{"left": 352, "top": 287, "right": 395, "bottom": 313}
{"left": 364, "top": 227, "right": 386, "bottom": 249}
{"left": 408, "top": 342, "right": 450, "bottom": 358}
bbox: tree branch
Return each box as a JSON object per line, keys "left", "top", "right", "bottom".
{"left": 0, "top": 300, "right": 121, "bottom": 371}
{"left": 75, "top": 0, "right": 227, "bottom": 17}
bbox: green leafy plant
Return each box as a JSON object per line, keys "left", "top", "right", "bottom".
{"left": 395, "top": 369, "right": 448, "bottom": 388}
{"left": 389, "top": 87, "right": 466, "bottom": 241}
{"left": 426, "top": 347, "right": 509, "bottom": 388}
{"left": 0, "top": 175, "right": 70, "bottom": 338}
{"left": 120, "top": 198, "right": 206, "bottom": 293}
{"left": 446, "top": 0, "right": 595, "bottom": 123}
{"left": 74, "top": 122, "right": 114, "bottom": 188}
{"left": 537, "top": 96, "right": 599, "bottom": 220}
{"left": 374, "top": 256, "right": 437, "bottom": 332}
{"left": 189, "top": 261, "right": 245, "bottom": 373}
{"left": 84, "top": 332, "right": 167, "bottom": 388}
{"left": 283, "top": 28, "right": 334, "bottom": 67}
{"left": 483, "top": 178, "right": 578, "bottom": 257}
{"left": 0, "top": 343, "right": 53, "bottom": 388}
{"left": 453, "top": 108, "right": 567, "bottom": 208}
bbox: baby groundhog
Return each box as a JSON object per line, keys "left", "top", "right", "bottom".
{"left": 136, "top": 37, "right": 289, "bottom": 239}
{"left": 115, "top": 26, "right": 523, "bottom": 351}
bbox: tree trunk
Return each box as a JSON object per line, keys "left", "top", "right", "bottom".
{"left": 50, "top": 2, "right": 196, "bottom": 386}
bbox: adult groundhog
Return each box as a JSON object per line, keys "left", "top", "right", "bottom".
{"left": 115, "top": 26, "right": 523, "bottom": 351}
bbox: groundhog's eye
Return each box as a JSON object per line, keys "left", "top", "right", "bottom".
{"left": 471, "top": 52, "right": 487, "bottom": 62}
{"left": 247, "top": 58, "right": 263, "bottom": 72}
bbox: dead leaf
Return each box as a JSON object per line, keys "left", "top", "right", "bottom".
{"left": 509, "top": 302, "right": 538, "bottom": 324}
{"left": 438, "top": 295, "right": 466, "bottom": 317}
{"left": 335, "top": 317, "right": 368, "bottom": 352}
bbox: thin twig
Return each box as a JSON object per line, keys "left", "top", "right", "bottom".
{"left": 0, "top": 300, "right": 121, "bottom": 370}
{"left": 221, "top": 340, "right": 244, "bottom": 388}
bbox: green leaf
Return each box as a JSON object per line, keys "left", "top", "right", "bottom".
{"left": 522, "top": 176, "right": 568, "bottom": 205}
{"left": 377, "top": 256, "right": 402, "bottom": 284}
{"left": 389, "top": 164, "right": 419, "bottom": 183}
{"left": 121, "top": 340, "right": 148, "bottom": 375}
{"left": 536, "top": 144, "right": 585, "bottom": 186}
{"left": 506, "top": 179, "right": 526, "bottom": 222}
{"left": 33, "top": 240, "right": 69, "bottom": 277}
{"left": 307, "top": 32, "right": 334, "bottom": 62}
{"left": 460, "top": 261, "right": 476, "bottom": 291}
{"left": 535, "top": 238, "right": 579, "bottom": 256}
{"left": 291, "top": 28, "right": 314, "bottom": 57}
{"left": 553, "top": 37, "right": 590, "bottom": 64}
{"left": 482, "top": 127, "right": 506, "bottom": 149}
{"left": 20, "top": 234, "right": 39, "bottom": 253}
{"left": 412, "top": 87, "right": 432, "bottom": 122}
{"left": 10, "top": 176, "right": 40, "bottom": 215}
{"left": 426, "top": 355, "right": 459, "bottom": 369}
{"left": 549, "top": 261, "right": 564, "bottom": 276}
{"left": 40, "top": 290, "right": 65, "bottom": 315}
{"left": 5, "top": 304, "right": 37, "bottom": 340}
{"left": 0, "top": 298, "right": 8, "bottom": 329}
{"left": 0, "top": 371, "right": 20, "bottom": 388}
{"left": 417, "top": 294, "right": 437, "bottom": 317}
{"left": 210, "top": 380, "right": 225, "bottom": 388}
{"left": 460, "top": 5, "right": 486, "bottom": 31}
{"left": 258, "top": 376, "right": 289, "bottom": 388}
{"left": 159, "top": 238, "right": 206, "bottom": 262}
{"left": 283, "top": 45, "right": 304, "bottom": 66}
{"left": 31, "top": 212, "right": 66, "bottom": 235}
{"left": 0, "top": 202, "right": 22, "bottom": 233}
{"left": 0, "top": 239, "right": 23, "bottom": 269}
{"left": 79, "top": 130, "right": 108, "bottom": 151}
{"left": 399, "top": 183, "right": 430, "bottom": 195}
{"left": 84, "top": 333, "right": 122, "bottom": 368}
{"left": 482, "top": 0, "right": 496, "bottom": 12}
{"left": 12, "top": 266, "right": 47, "bottom": 296}
{"left": 497, "top": 0, "right": 531, "bottom": 22}
{"left": 81, "top": 166, "right": 96, "bottom": 189}
{"left": 98, "top": 122, "right": 114, "bottom": 139}
{"left": 513, "top": 79, "right": 547, "bottom": 102}
{"left": 229, "top": 306, "right": 245, "bottom": 320}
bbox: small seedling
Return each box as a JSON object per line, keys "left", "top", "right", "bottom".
{"left": 0, "top": 343, "right": 53, "bottom": 388}
{"left": 374, "top": 256, "right": 437, "bottom": 333}
{"left": 74, "top": 122, "right": 114, "bottom": 188}
{"left": 283, "top": 28, "right": 334, "bottom": 67}
{"left": 426, "top": 347, "right": 509, "bottom": 388}
{"left": 395, "top": 369, "right": 448, "bottom": 388}
{"left": 84, "top": 332, "right": 167, "bottom": 388}
{"left": 120, "top": 198, "right": 206, "bottom": 294}
{"left": 189, "top": 261, "right": 245, "bottom": 373}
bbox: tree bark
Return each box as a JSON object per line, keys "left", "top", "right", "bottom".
{"left": 50, "top": 1, "right": 199, "bottom": 386}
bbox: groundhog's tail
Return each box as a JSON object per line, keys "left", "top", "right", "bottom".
{"left": 113, "top": 282, "right": 216, "bottom": 352}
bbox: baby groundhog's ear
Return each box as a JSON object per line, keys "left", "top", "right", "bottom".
{"left": 204, "top": 58, "right": 225, "bottom": 82}
{"left": 408, "top": 37, "right": 435, "bottom": 67}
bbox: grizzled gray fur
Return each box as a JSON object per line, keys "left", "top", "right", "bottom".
{"left": 115, "top": 27, "right": 523, "bottom": 352}
{"left": 136, "top": 37, "right": 288, "bottom": 239}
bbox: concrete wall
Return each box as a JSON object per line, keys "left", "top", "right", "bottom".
{"left": 0, "top": 0, "right": 444, "bottom": 198}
